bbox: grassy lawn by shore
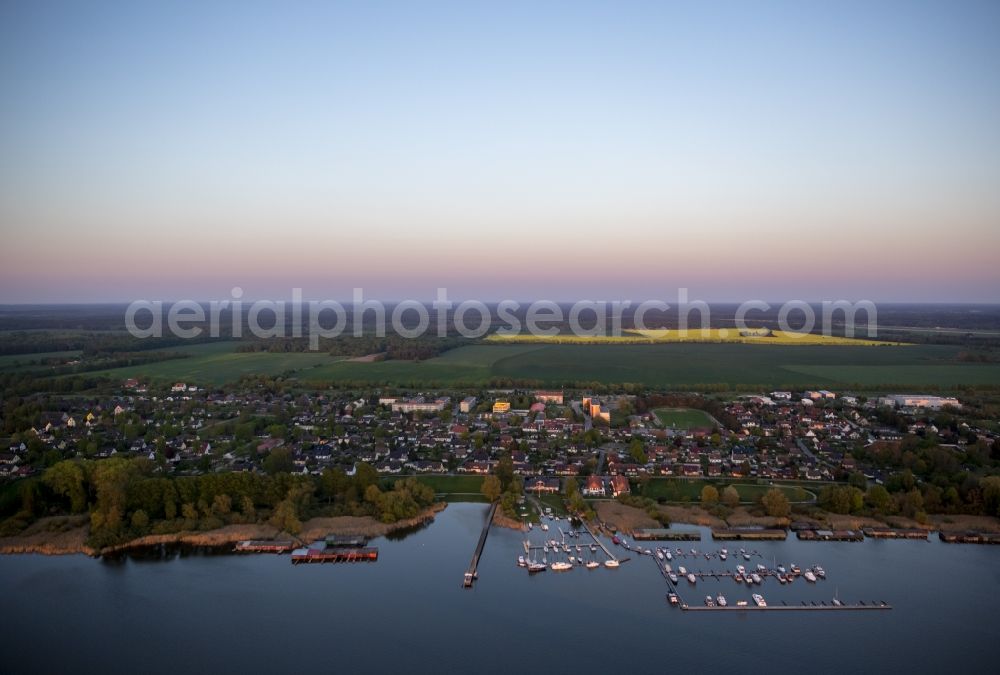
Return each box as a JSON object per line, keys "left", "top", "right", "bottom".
{"left": 636, "top": 478, "right": 814, "bottom": 503}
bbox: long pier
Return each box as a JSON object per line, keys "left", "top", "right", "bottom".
{"left": 464, "top": 502, "right": 498, "bottom": 587}
{"left": 681, "top": 602, "right": 892, "bottom": 612}
{"left": 579, "top": 518, "right": 616, "bottom": 561}
{"left": 651, "top": 552, "right": 890, "bottom": 612}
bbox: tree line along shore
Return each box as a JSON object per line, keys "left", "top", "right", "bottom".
{"left": 0, "top": 458, "right": 444, "bottom": 555}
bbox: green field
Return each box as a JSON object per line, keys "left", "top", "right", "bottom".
{"left": 37, "top": 340, "right": 1000, "bottom": 389}
{"left": 296, "top": 342, "right": 981, "bottom": 388}
{"left": 637, "top": 479, "right": 814, "bottom": 503}
{"left": 0, "top": 350, "right": 82, "bottom": 371}
{"left": 487, "top": 329, "right": 894, "bottom": 346}
{"left": 409, "top": 474, "right": 487, "bottom": 494}
{"left": 653, "top": 408, "right": 717, "bottom": 429}
{"left": 84, "top": 342, "right": 345, "bottom": 386}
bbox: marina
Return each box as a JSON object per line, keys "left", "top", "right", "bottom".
{"left": 4, "top": 501, "right": 997, "bottom": 675}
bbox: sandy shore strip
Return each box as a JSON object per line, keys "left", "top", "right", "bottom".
{"left": 0, "top": 502, "right": 446, "bottom": 557}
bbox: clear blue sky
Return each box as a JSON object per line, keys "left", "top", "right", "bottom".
{"left": 1, "top": 0, "right": 998, "bottom": 302}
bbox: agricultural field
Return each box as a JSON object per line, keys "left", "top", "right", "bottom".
{"left": 0, "top": 350, "right": 82, "bottom": 371}
{"left": 255, "top": 342, "right": 1000, "bottom": 389}
{"left": 652, "top": 407, "right": 717, "bottom": 430}
{"left": 35, "top": 339, "right": 1000, "bottom": 390}
{"left": 84, "top": 341, "right": 344, "bottom": 386}
{"left": 485, "top": 329, "right": 894, "bottom": 346}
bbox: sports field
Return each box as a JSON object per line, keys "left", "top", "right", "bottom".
{"left": 653, "top": 408, "right": 717, "bottom": 429}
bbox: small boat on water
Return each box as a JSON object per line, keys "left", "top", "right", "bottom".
{"left": 687, "top": 573, "right": 697, "bottom": 584}
{"left": 550, "top": 561, "right": 573, "bottom": 571}
{"left": 752, "top": 593, "right": 767, "bottom": 607}
{"left": 719, "top": 551, "right": 727, "bottom": 561}
{"left": 790, "top": 563, "right": 801, "bottom": 575}
{"left": 517, "top": 555, "right": 527, "bottom": 567}
{"left": 678, "top": 566, "right": 687, "bottom": 575}
{"left": 756, "top": 563, "right": 767, "bottom": 573}
{"left": 736, "top": 600, "right": 748, "bottom": 607}
{"left": 668, "top": 573, "right": 679, "bottom": 584}
{"left": 751, "top": 573, "right": 762, "bottom": 585}
{"left": 777, "top": 564, "right": 786, "bottom": 574}
{"left": 604, "top": 559, "right": 620, "bottom": 569}
{"left": 528, "top": 562, "right": 547, "bottom": 573}
{"left": 586, "top": 560, "right": 600, "bottom": 569}
{"left": 804, "top": 570, "right": 817, "bottom": 582}
{"left": 665, "top": 550, "right": 672, "bottom": 561}
{"left": 690, "top": 548, "right": 697, "bottom": 555}
{"left": 736, "top": 565, "right": 746, "bottom": 576}
{"left": 656, "top": 549, "right": 665, "bottom": 560}
{"left": 717, "top": 594, "right": 727, "bottom": 607}
{"left": 814, "top": 566, "right": 826, "bottom": 579}
{"left": 777, "top": 574, "right": 787, "bottom": 584}
{"left": 705, "top": 595, "right": 715, "bottom": 607}
{"left": 667, "top": 591, "right": 679, "bottom": 605}
{"left": 742, "top": 552, "right": 751, "bottom": 561}
{"left": 612, "top": 536, "right": 620, "bottom": 545}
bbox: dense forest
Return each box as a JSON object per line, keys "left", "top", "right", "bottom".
{"left": 2, "top": 459, "right": 435, "bottom": 549}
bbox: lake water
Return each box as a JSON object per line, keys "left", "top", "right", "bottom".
{"left": 2, "top": 503, "right": 998, "bottom": 674}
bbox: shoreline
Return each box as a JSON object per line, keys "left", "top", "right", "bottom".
{"left": 594, "top": 501, "right": 1000, "bottom": 540}
{"left": 0, "top": 502, "right": 447, "bottom": 558}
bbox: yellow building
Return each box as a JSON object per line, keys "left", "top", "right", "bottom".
{"left": 492, "top": 401, "right": 511, "bottom": 414}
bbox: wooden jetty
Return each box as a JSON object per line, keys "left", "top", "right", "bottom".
{"left": 939, "top": 531, "right": 1000, "bottom": 544}
{"left": 291, "top": 547, "right": 378, "bottom": 564}
{"left": 681, "top": 601, "right": 892, "bottom": 612}
{"left": 234, "top": 540, "right": 295, "bottom": 553}
{"left": 325, "top": 534, "right": 369, "bottom": 547}
{"left": 712, "top": 528, "right": 787, "bottom": 541}
{"left": 632, "top": 529, "right": 701, "bottom": 541}
{"left": 862, "top": 527, "right": 928, "bottom": 540}
{"left": 580, "top": 518, "right": 617, "bottom": 562}
{"left": 464, "top": 502, "right": 498, "bottom": 587}
{"left": 796, "top": 529, "right": 864, "bottom": 542}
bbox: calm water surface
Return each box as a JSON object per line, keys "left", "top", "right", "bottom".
{"left": 2, "top": 503, "right": 998, "bottom": 674}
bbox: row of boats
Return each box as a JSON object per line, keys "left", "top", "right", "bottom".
{"left": 517, "top": 554, "right": 620, "bottom": 572}
{"left": 654, "top": 546, "right": 760, "bottom": 562}
{"left": 663, "top": 560, "right": 827, "bottom": 586}
{"left": 667, "top": 590, "right": 768, "bottom": 608}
